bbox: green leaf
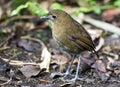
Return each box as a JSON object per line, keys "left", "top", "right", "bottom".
{"left": 85, "top": 0, "right": 96, "bottom": 6}
{"left": 11, "top": 1, "right": 48, "bottom": 16}
{"left": 11, "top": 3, "right": 29, "bottom": 16}
{"left": 114, "top": 0, "right": 120, "bottom": 7}
{"left": 71, "top": 7, "right": 92, "bottom": 16}
{"left": 50, "top": 3, "right": 64, "bottom": 10}
{"left": 92, "top": 6, "right": 101, "bottom": 14}
{"left": 28, "top": 2, "right": 48, "bottom": 16}
{"left": 94, "top": 9, "right": 101, "bottom": 14}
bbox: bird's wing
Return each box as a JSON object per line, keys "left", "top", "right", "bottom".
{"left": 67, "top": 21, "right": 99, "bottom": 57}
{"left": 67, "top": 35, "right": 94, "bottom": 51}
{"left": 67, "top": 20, "right": 96, "bottom": 51}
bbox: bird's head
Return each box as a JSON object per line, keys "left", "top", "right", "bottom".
{"left": 41, "top": 9, "right": 72, "bottom": 25}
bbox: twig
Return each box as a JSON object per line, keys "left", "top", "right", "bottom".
{"left": 0, "top": 45, "right": 10, "bottom": 51}
{"left": 102, "top": 51, "right": 119, "bottom": 60}
{"left": 0, "top": 77, "right": 12, "bottom": 86}
{"left": 95, "top": 37, "right": 104, "bottom": 51}
{"left": 0, "top": 56, "right": 9, "bottom": 65}
{"left": 84, "top": 16, "right": 120, "bottom": 36}
{"left": 1, "top": 57, "right": 39, "bottom": 66}
{"left": 0, "top": 32, "right": 15, "bottom": 47}
{"left": 21, "top": 36, "right": 46, "bottom": 48}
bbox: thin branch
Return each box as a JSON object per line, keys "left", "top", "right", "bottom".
{"left": 84, "top": 16, "right": 120, "bottom": 36}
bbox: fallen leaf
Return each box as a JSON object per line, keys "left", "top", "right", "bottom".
{"left": 92, "top": 60, "right": 106, "bottom": 72}
{"left": 19, "top": 65, "right": 45, "bottom": 78}
{"left": 100, "top": 72, "right": 110, "bottom": 81}
{"left": 82, "top": 57, "right": 95, "bottom": 66}
{"left": 50, "top": 72, "right": 63, "bottom": 79}
{"left": 106, "top": 57, "right": 118, "bottom": 70}
{"left": 87, "top": 29, "right": 103, "bottom": 40}
{"left": 40, "top": 47, "right": 51, "bottom": 72}
{"left": 105, "top": 83, "right": 120, "bottom": 87}
{"left": 51, "top": 55, "right": 69, "bottom": 72}
{"left": 114, "top": 69, "right": 120, "bottom": 75}
{"left": 18, "top": 39, "right": 34, "bottom": 52}
{"left": 105, "top": 37, "right": 120, "bottom": 50}
{"left": 95, "top": 37, "right": 104, "bottom": 51}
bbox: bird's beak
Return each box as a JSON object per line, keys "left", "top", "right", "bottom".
{"left": 40, "top": 15, "right": 51, "bottom": 21}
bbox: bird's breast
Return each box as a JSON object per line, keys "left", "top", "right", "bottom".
{"left": 52, "top": 26, "right": 81, "bottom": 54}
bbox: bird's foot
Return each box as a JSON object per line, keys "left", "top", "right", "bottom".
{"left": 57, "top": 72, "right": 74, "bottom": 78}
{"left": 63, "top": 71, "right": 73, "bottom": 78}
{"left": 55, "top": 70, "right": 74, "bottom": 77}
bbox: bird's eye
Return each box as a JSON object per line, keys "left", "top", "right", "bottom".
{"left": 52, "top": 15, "right": 57, "bottom": 19}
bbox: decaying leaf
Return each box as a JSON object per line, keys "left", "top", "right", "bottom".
{"left": 18, "top": 39, "right": 34, "bottom": 52}
{"left": 51, "top": 55, "right": 70, "bottom": 72}
{"left": 39, "top": 47, "right": 51, "bottom": 72}
{"left": 105, "top": 37, "right": 120, "bottom": 50}
{"left": 19, "top": 65, "right": 45, "bottom": 78}
{"left": 92, "top": 60, "right": 106, "bottom": 72}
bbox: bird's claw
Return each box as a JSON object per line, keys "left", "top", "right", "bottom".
{"left": 58, "top": 72, "right": 72, "bottom": 78}
{"left": 63, "top": 71, "right": 71, "bottom": 77}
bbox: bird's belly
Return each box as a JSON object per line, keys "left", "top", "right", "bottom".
{"left": 53, "top": 36, "right": 81, "bottom": 54}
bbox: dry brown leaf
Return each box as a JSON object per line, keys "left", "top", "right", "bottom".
{"left": 105, "top": 37, "right": 120, "bottom": 50}
{"left": 92, "top": 60, "right": 106, "bottom": 72}
{"left": 95, "top": 37, "right": 104, "bottom": 51}
{"left": 87, "top": 29, "right": 103, "bottom": 40}
{"left": 39, "top": 79, "right": 50, "bottom": 83}
{"left": 18, "top": 39, "right": 34, "bottom": 52}
{"left": 19, "top": 65, "right": 42, "bottom": 78}
{"left": 114, "top": 69, "right": 120, "bottom": 75}
{"left": 51, "top": 55, "right": 69, "bottom": 72}
{"left": 40, "top": 47, "right": 51, "bottom": 72}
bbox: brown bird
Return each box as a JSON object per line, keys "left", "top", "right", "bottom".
{"left": 41, "top": 9, "right": 98, "bottom": 81}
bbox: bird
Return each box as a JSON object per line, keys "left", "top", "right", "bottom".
{"left": 41, "top": 9, "right": 98, "bottom": 82}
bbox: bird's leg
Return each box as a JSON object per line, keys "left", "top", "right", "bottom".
{"left": 64, "top": 55, "right": 75, "bottom": 77}
{"left": 70, "top": 55, "right": 81, "bottom": 82}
